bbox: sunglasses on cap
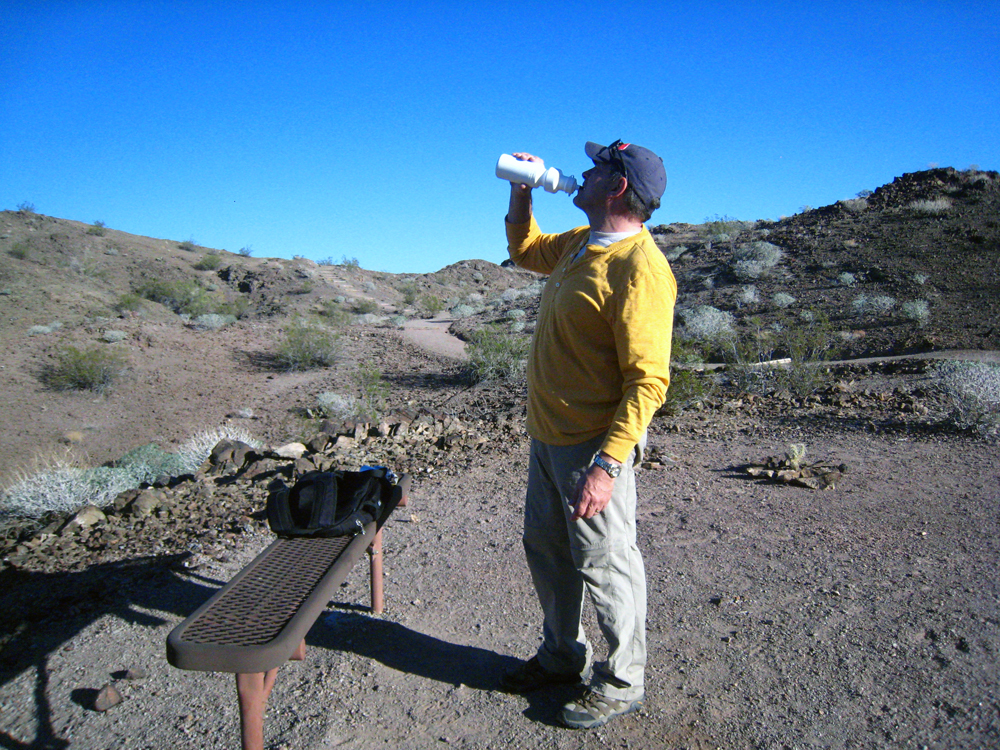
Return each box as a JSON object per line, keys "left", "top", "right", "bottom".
{"left": 604, "top": 139, "right": 630, "bottom": 181}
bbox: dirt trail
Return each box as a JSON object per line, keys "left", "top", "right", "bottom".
{"left": 402, "top": 317, "right": 467, "bottom": 360}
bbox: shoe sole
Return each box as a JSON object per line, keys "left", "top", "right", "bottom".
{"left": 559, "top": 698, "right": 643, "bottom": 729}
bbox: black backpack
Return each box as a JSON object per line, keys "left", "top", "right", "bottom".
{"left": 266, "top": 467, "right": 398, "bottom": 538}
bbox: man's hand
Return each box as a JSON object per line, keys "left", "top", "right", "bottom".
{"left": 506, "top": 152, "right": 542, "bottom": 224}
{"left": 570, "top": 456, "right": 620, "bottom": 521}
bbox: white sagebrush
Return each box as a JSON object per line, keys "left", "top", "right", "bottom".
{"left": 176, "top": 426, "right": 262, "bottom": 472}
{"left": 935, "top": 360, "right": 1000, "bottom": 437}
{"left": 1, "top": 426, "right": 262, "bottom": 519}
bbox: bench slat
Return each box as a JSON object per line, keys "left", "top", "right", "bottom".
{"left": 167, "top": 524, "right": 375, "bottom": 674}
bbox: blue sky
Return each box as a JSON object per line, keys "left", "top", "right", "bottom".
{"left": 2, "top": 1, "right": 997, "bottom": 273}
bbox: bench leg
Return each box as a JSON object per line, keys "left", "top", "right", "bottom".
{"left": 236, "top": 668, "right": 278, "bottom": 750}
{"left": 368, "top": 528, "right": 384, "bottom": 614}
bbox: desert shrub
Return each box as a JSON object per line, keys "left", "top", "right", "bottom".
{"left": 901, "top": 300, "right": 930, "bottom": 327}
{"left": 676, "top": 305, "right": 735, "bottom": 345}
{"left": 465, "top": 326, "right": 530, "bottom": 383}
{"left": 316, "top": 392, "right": 361, "bottom": 422}
{"left": 338, "top": 255, "right": 361, "bottom": 268}
{"left": 870, "top": 295, "right": 896, "bottom": 314}
{"left": 353, "top": 360, "right": 389, "bottom": 421}
{"left": 317, "top": 257, "right": 335, "bottom": 266}
{"left": 274, "top": 319, "right": 340, "bottom": 371}
{"left": 722, "top": 314, "right": 835, "bottom": 397}
{"left": 736, "top": 286, "right": 758, "bottom": 308}
{"left": 450, "top": 303, "right": 477, "bottom": 319}
{"left": 501, "top": 288, "right": 522, "bottom": 303}
{"left": 913, "top": 273, "right": 929, "bottom": 285}
{"left": 852, "top": 294, "right": 895, "bottom": 316}
{"left": 389, "top": 314, "right": 408, "bottom": 328}
{"left": 661, "top": 366, "right": 717, "bottom": 415}
{"left": 420, "top": 294, "right": 445, "bottom": 316}
{"left": 114, "top": 292, "right": 143, "bottom": 314}
{"left": 510, "top": 320, "right": 526, "bottom": 333}
{"left": 506, "top": 308, "right": 526, "bottom": 321}
{"left": 732, "top": 241, "right": 782, "bottom": 281}
{"left": 934, "top": 360, "right": 1000, "bottom": 438}
{"left": 352, "top": 299, "right": 380, "bottom": 315}
{"left": 9, "top": 242, "right": 29, "bottom": 260}
{"left": 838, "top": 272, "right": 857, "bottom": 287}
{"left": 87, "top": 220, "right": 107, "bottom": 236}
{"left": 772, "top": 292, "right": 796, "bottom": 309}
{"left": 17, "top": 201, "right": 35, "bottom": 213}
{"left": 28, "top": 322, "right": 62, "bottom": 336}
{"left": 174, "top": 426, "right": 261, "bottom": 472}
{"left": 191, "top": 313, "right": 236, "bottom": 331}
{"left": 193, "top": 252, "right": 222, "bottom": 271}
{"left": 839, "top": 197, "right": 868, "bottom": 213}
{"left": 137, "top": 278, "right": 217, "bottom": 316}
{"left": 398, "top": 281, "right": 419, "bottom": 305}
{"left": 909, "top": 198, "right": 951, "bottom": 213}
{"left": 0, "top": 460, "right": 146, "bottom": 519}
{"left": 238, "top": 245, "right": 253, "bottom": 257}
{"left": 216, "top": 295, "right": 250, "bottom": 319}
{"left": 41, "top": 344, "right": 127, "bottom": 394}
{"left": 178, "top": 239, "right": 198, "bottom": 252}
{"left": 318, "top": 301, "right": 352, "bottom": 327}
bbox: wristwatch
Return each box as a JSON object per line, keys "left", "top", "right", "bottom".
{"left": 591, "top": 453, "right": 622, "bottom": 479}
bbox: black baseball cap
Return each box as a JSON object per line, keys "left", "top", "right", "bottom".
{"left": 585, "top": 140, "right": 667, "bottom": 205}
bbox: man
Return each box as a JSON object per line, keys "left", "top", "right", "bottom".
{"left": 500, "top": 141, "right": 676, "bottom": 729}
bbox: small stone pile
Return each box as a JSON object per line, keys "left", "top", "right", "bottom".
{"left": 744, "top": 445, "right": 849, "bottom": 490}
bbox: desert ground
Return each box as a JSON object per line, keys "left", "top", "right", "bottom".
{"left": 1, "top": 166, "right": 999, "bottom": 749}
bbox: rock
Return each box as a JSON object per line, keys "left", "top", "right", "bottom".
{"left": 94, "top": 683, "right": 123, "bottom": 711}
{"left": 130, "top": 489, "right": 163, "bottom": 517}
{"left": 275, "top": 442, "right": 307, "bottom": 459}
{"left": 61, "top": 505, "right": 106, "bottom": 534}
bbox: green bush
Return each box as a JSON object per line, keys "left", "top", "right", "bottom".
{"left": 114, "top": 292, "right": 143, "bottom": 314}
{"left": 420, "top": 294, "right": 445, "bottom": 316}
{"left": 193, "top": 252, "right": 222, "bottom": 271}
{"left": 274, "top": 319, "right": 340, "bottom": 371}
{"left": 137, "top": 278, "right": 217, "bottom": 316}
{"left": 9, "top": 242, "right": 29, "bottom": 260}
{"left": 352, "top": 298, "right": 380, "bottom": 315}
{"left": 42, "top": 344, "right": 127, "bottom": 394}
{"left": 353, "top": 360, "right": 389, "bottom": 421}
{"left": 721, "top": 313, "right": 835, "bottom": 397}
{"left": 87, "top": 220, "right": 107, "bottom": 236}
{"left": 465, "top": 326, "right": 530, "bottom": 383}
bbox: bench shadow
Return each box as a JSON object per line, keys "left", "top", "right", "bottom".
{"left": 0, "top": 555, "right": 223, "bottom": 750}
{"left": 307, "top": 608, "right": 576, "bottom": 727}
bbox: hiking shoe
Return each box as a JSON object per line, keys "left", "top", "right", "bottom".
{"left": 559, "top": 689, "right": 644, "bottom": 729}
{"left": 500, "top": 656, "right": 581, "bottom": 693}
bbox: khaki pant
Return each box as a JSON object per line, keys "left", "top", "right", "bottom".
{"left": 522, "top": 433, "right": 647, "bottom": 702}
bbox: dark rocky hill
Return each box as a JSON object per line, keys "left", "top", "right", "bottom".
{"left": 653, "top": 166, "right": 1000, "bottom": 358}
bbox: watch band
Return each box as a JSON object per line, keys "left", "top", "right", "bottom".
{"left": 592, "top": 453, "right": 622, "bottom": 478}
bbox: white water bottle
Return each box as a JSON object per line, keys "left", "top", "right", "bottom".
{"left": 496, "top": 153, "right": 578, "bottom": 194}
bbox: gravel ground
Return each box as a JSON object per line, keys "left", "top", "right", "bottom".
{"left": 2, "top": 417, "right": 998, "bottom": 750}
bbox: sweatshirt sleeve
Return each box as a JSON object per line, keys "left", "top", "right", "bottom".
{"left": 599, "top": 250, "right": 677, "bottom": 463}
{"left": 506, "top": 216, "right": 585, "bottom": 275}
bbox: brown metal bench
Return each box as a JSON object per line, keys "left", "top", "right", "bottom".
{"left": 167, "top": 475, "right": 410, "bottom": 750}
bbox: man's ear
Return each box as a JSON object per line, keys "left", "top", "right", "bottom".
{"left": 608, "top": 174, "right": 628, "bottom": 199}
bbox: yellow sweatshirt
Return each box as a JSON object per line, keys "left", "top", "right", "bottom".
{"left": 506, "top": 216, "right": 677, "bottom": 463}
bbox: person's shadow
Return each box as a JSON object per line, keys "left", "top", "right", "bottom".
{"left": 308, "top": 608, "right": 577, "bottom": 727}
